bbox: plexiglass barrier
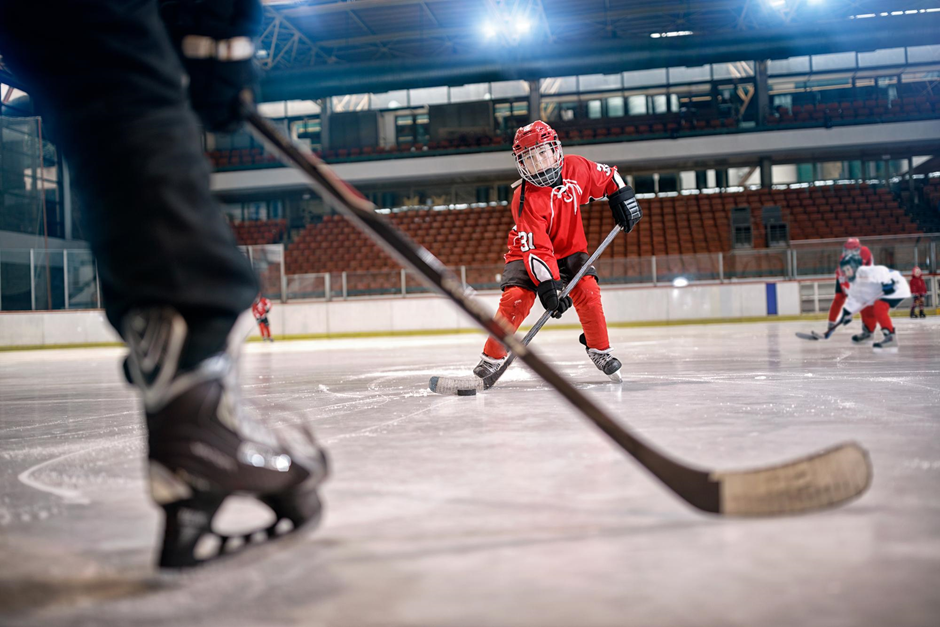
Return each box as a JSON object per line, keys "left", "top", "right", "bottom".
{"left": 3, "top": 235, "right": 936, "bottom": 310}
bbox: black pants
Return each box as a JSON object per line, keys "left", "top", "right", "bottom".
{"left": 500, "top": 252, "right": 597, "bottom": 292}
{"left": 0, "top": 0, "right": 257, "bottom": 338}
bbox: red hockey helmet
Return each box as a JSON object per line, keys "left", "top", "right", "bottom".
{"left": 843, "top": 238, "right": 872, "bottom": 266}
{"left": 512, "top": 121, "right": 563, "bottom": 187}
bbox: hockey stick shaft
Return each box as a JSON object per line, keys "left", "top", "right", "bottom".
{"left": 483, "top": 225, "right": 621, "bottom": 388}
{"left": 243, "top": 100, "right": 871, "bottom": 516}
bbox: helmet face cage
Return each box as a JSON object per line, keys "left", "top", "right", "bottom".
{"left": 514, "top": 140, "right": 564, "bottom": 187}
{"left": 840, "top": 252, "right": 862, "bottom": 282}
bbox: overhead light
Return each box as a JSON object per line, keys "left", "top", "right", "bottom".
{"left": 768, "top": 0, "right": 786, "bottom": 8}
{"left": 482, "top": 22, "right": 497, "bottom": 39}
{"left": 517, "top": 19, "right": 531, "bottom": 33}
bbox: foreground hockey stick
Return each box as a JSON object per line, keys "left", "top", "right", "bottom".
{"left": 428, "top": 225, "right": 621, "bottom": 396}
{"left": 796, "top": 316, "right": 850, "bottom": 341}
{"left": 243, "top": 102, "right": 872, "bottom": 517}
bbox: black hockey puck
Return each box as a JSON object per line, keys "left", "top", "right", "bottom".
{"left": 456, "top": 388, "right": 477, "bottom": 396}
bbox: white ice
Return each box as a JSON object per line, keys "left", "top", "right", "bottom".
{"left": 1, "top": 319, "right": 939, "bottom": 626}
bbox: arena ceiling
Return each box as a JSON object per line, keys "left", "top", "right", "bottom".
{"left": 257, "top": 0, "right": 940, "bottom": 100}
{"left": 259, "top": 0, "right": 939, "bottom": 67}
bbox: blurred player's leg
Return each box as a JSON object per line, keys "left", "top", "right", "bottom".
{"left": 0, "top": 0, "right": 327, "bottom": 567}
{"left": 853, "top": 305, "right": 878, "bottom": 343}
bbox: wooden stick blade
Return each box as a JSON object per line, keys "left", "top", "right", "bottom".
{"left": 713, "top": 442, "right": 872, "bottom": 516}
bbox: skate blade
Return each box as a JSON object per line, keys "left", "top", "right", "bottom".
{"left": 872, "top": 346, "right": 899, "bottom": 353}
{"left": 608, "top": 371, "right": 623, "bottom": 383}
{"left": 158, "top": 487, "right": 324, "bottom": 571}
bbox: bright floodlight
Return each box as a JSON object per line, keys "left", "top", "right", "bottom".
{"left": 517, "top": 19, "right": 531, "bottom": 33}
{"left": 482, "top": 22, "right": 497, "bottom": 39}
{"left": 768, "top": 0, "right": 786, "bottom": 7}
{"left": 673, "top": 277, "right": 690, "bottom": 288}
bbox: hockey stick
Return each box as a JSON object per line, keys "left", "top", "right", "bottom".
{"left": 796, "top": 315, "right": 849, "bottom": 341}
{"left": 242, "top": 101, "right": 872, "bottom": 517}
{"left": 428, "top": 225, "right": 621, "bottom": 396}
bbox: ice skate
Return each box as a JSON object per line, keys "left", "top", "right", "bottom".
{"left": 473, "top": 353, "right": 506, "bottom": 379}
{"left": 851, "top": 328, "right": 873, "bottom": 343}
{"left": 123, "top": 308, "right": 329, "bottom": 569}
{"left": 872, "top": 330, "right": 898, "bottom": 351}
{"left": 919, "top": 311, "right": 926, "bottom": 319}
{"left": 580, "top": 334, "right": 622, "bottom": 382}
{"left": 910, "top": 310, "right": 918, "bottom": 319}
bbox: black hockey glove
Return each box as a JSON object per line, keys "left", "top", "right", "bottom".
{"left": 161, "top": 0, "right": 262, "bottom": 133}
{"left": 607, "top": 185, "right": 643, "bottom": 232}
{"left": 881, "top": 281, "right": 896, "bottom": 296}
{"left": 537, "top": 279, "right": 573, "bottom": 319}
{"left": 838, "top": 308, "right": 853, "bottom": 327}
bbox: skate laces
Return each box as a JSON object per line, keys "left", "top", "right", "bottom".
{"left": 587, "top": 348, "right": 615, "bottom": 369}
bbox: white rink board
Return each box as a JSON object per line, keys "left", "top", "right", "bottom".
{"left": 0, "top": 281, "right": 799, "bottom": 347}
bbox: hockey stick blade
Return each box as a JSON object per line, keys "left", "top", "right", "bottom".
{"left": 242, "top": 100, "right": 872, "bottom": 516}
{"left": 795, "top": 331, "right": 824, "bottom": 341}
{"left": 429, "top": 225, "right": 622, "bottom": 395}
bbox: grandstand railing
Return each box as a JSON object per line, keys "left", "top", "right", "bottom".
{"left": 3, "top": 236, "right": 937, "bottom": 313}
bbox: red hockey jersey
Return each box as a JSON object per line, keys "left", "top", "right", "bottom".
{"left": 504, "top": 154, "right": 619, "bottom": 285}
{"left": 252, "top": 297, "right": 271, "bottom": 319}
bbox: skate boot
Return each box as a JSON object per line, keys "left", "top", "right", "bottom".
{"left": 473, "top": 353, "right": 506, "bottom": 379}
{"left": 123, "top": 308, "right": 328, "bottom": 569}
{"left": 580, "top": 334, "right": 622, "bottom": 383}
{"left": 851, "top": 328, "right": 873, "bottom": 343}
{"left": 910, "top": 310, "right": 918, "bottom": 319}
{"left": 920, "top": 311, "right": 927, "bottom": 319}
{"left": 872, "top": 330, "right": 898, "bottom": 351}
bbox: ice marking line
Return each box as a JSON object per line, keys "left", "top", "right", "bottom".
{"left": 17, "top": 436, "right": 141, "bottom": 505}
{"left": 324, "top": 397, "right": 458, "bottom": 444}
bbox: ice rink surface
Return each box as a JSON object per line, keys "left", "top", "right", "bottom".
{"left": 1, "top": 318, "right": 938, "bottom": 627}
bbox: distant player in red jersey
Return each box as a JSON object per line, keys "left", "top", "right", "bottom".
{"left": 909, "top": 266, "right": 927, "bottom": 319}
{"left": 252, "top": 294, "right": 273, "bottom": 342}
{"left": 471, "top": 121, "right": 642, "bottom": 382}
{"left": 828, "top": 238, "right": 877, "bottom": 343}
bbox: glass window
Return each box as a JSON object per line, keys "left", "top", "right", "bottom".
{"left": 906, "top": 45, "right": 940, "bottom": 63}
{"left": 286, "top": 100, "right": 320, "bottom": 117}
{"left": 811, "top": 52, "right": 856, "bottom": 72}
{"left": 450, "top": 83, "right": 491, "bottom": 103}
{"left": 668, "top": 65, "right": 711, "bottom": 84}
{"left": 622, "top": 68, "right": 667, "bottom": 88}
{"left": 606, "top": 96, "right": 625, "bottom": 117}
{"left": 331, "top": 93, "right": 369, "bottom": 112}
{"left": 586, "top": 100, "right": 602, "bottom": 119}
{"left": 652, "top": 94, "right": 668, "bottom": 114}
{"left": 712, "top": 61, "right": 755, "bottom": 79}
{"left": 669, "top": 93, "right": 680, "bottom": 112}
{"left": 578, "top": 73, "right": 622, "bottom": 92}
{"left": 408, "top": 86, "right": 448, "bottom": 106}
{"left": 257, "top": 101, "right": 287, "bottom": 118}
{"left": 491, "top": 80, "right": 529, "bottom": 99}
{"left": 857, "top": 48, "right": 906, "bottom": 68}
{"left": 512, "top": 101, "right": 529, "bottom": 117}
{"left": 540, "top": 76, "right": 578, "bottom": 94}
{"left": 371, "top": 90, "right": 408, "bottom": 109}
{"left": 768, "top": 56, "right": 810, "bottom": 75}
{"left": 627, "top": 95, "right": 648, "bottom": 116}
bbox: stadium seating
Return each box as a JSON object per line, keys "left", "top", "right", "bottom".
{"left": 231, "top": 219, "right": 287, "bottom": 246}
{"left": 766, "top": 95, "right": 940, "bottom": 126}
{"left": 283, "top": 184, "right": 920, "bottom": 276}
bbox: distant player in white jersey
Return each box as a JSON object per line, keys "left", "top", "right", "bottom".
{"left": 834, "top": 253, "right": 911, "bottom": 350}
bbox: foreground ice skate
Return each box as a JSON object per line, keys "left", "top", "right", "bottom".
{"left": 473, "top": 353, "right": 506, "bottom": 379}
{"left": 123, "top": 308, "right": 329, "bottom": 568}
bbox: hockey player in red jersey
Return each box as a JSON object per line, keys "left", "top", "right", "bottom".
{"left": 827, "top": 238, "right": 877, "bottom": 343}
{"left": 252, "top": 294, "right": 274, "bottom": 341}
{"left": 472, "top": 121, "right": 642, "bottom": 382}
{"left": 909, "top": 266, "right": 927, "bottom": 319}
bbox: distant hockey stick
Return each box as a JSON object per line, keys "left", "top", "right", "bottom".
{"left": 428, "top": 225, "right": 621, "bottom": 396}
{"left": 243, "top": 99, "right": 872, "bottom": 517}
{"left": 796, "top": 314, "right": 851, "bottom": 341}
